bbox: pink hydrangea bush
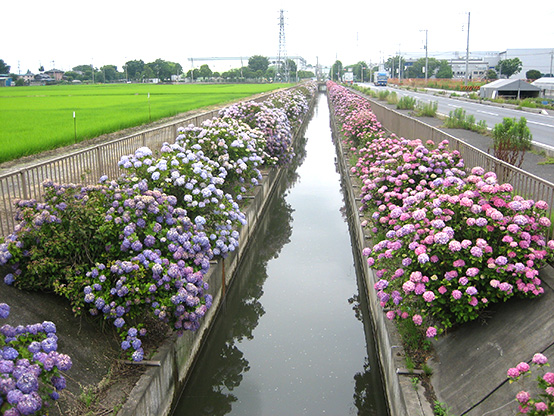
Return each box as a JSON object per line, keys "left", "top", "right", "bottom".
{"left": 354, "top": 136, "right": 465, "bottom": 216}
{"left": 365, "top": 165, "right": 553, "bottom": 334}
{"left": 507, "top": 353, "right": 554, "bottom": 415}
{"left": 327, "top": 80, "right": 554, "bottom": 339}
{"left": 327, "top": 82, "right": 385, "bottom": 146}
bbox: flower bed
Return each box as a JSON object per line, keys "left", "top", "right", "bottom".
{"left": 327, "top": 80, "right": 554, "bottom": 340}
{"left": 0, "top": 83, "right": 316, "bottom": 413}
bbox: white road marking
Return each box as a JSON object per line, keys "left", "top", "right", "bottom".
{"left": 528, "top": 120, "right": 554, "bottom": 128}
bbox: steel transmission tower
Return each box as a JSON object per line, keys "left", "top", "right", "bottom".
{"left": 277, "top": 9, "right": 289, "bottom": 82}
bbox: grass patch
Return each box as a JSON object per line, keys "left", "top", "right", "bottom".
{"left": 415, "top": 101, "right": 438, "bottom": 117}
{"left": 538, "top": 156, "right": 554, "bottom": 165}
{"left": 396, "top": 96, "right": 417, "bottom": 110}
{"left": 0, "top": 83, "right": 291, "bottom": 163}
{"left": 443, "top": 107, "right": 488, "bottom": 134}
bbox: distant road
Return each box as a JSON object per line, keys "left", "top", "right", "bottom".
{"left": 358, "top": 83, "right": 554, "bottom": 149}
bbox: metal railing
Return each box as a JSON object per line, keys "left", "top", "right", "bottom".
{"left": 0, "top": 94, "right": 270, "bottom": 237}
{"left": 353, "top": 91, "right": 554, "bottom": 239}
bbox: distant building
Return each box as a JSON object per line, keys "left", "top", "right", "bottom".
{"left": 532, "top": 77, "right": 554, "bottom": 98}
{"left": 0, "top": 76, "right": 13, "bottom": 87}
{"left": 479, "top": 79, "right": 541, "bottom": 99}
{"left": 449, "top": 57, "right": 492, "bottom": 81}
{"left": 21, "top": 70, "right": 35, "bottom": 83}
{"left": 44, "top": 68, "right": 64, "bottom": 81}
{"left": 402, "top": 48, "right": 553, "bottom": 80}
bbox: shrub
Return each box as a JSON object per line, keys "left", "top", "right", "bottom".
{"left": 396, "top": 96, "right": 417, "bottom": 110}
{"left": 415, "top": 101, "right": 438, "bottom": 117}
{"left": 365, "top": 165, "right": 553, "bottom": 335}
{"left": 326, "top": 81, "right": 554, "bottom": 340}
{"left": 378, "top": 90, "right": 390, "bottom": 101}
{"left": 492, "top": 117, "right": 532, "bottom": 168}
{"left": 444, "top": 108, "right": 488, "bottom": 134}
{"left": 0, "top": 84, "right": 316, "bottom": 361}
{"left": 386, "top": 91, "right": 398, "bottom": 105}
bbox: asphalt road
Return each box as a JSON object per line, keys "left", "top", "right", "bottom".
{"left": 359, "top": 82, "right": 554, "bottom": 149}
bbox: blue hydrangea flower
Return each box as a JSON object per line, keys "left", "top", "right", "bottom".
{"left": 0, "top": 303, "right": 9, "bottom": 319}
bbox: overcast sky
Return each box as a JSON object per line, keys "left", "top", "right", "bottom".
{"left": 3, "top": 0, "right": 553, "bottom": 74}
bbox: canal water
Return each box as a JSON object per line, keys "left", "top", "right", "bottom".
{"left": 172, "top": 93, "right": 389, "bottom": 416}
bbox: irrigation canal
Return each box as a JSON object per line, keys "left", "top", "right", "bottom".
{"left": 172, "top": 93, "right": 389, "bottom": 415}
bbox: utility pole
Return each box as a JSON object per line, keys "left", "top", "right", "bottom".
{"left": 421, "top": 29, "right": 428, "bottom": 84}
{"left": 398, "top": 45, "right": 402, "bottom": 81}
{"left": 465, "top": 12, "right": 471, "bottom": 86}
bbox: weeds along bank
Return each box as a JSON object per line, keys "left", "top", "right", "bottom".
{"left": 327, "top": 80, "right": 554, "bottom": 415}
{"left": 0, "top": 83, "right": 317, "bottom": 416}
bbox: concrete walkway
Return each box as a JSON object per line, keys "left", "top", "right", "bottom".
{"left": 431, "top": 265, "right": 554, "bottom": 415}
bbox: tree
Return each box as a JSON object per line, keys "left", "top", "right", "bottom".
{"left": 198, "top": 64, "right": 213, "bottom": 79}
{"left": 100, "top": 65, "right": 120, "bottom": 82}
{"left": 248, "top": 55, "right": 269, "bottom": 73}
{"left": 526, "top": 69, "right": 542, "bottom": 80}
{"left": 186, "top": 68, "right": 200, "bottom": 80}
{"left": 385, "top": 56, "right": 406, "bottom": 79}
{"left": 297, "top": 70, "right": 315, "bottom": 79}
{"left": 496, "top": 57, "right": 522, "bottom": 78}
{"left": 72, "top": 65, "right": 94, "bottom": 81}
{"left": 0, "top": 59, "right": 10, "bottom": 74}
{"left": 331, "top": 60, "right": 343, "bottom": 81}
{"left": 404, "top": 58, "right": 441, "bottom": 79}
{"left": 486, "top": 69, "right": 498, "bottom": 80}
{"left": 125, "top": 60, "right": 145, "bottom": 81}
{"left": 286, "top": 59, "right": 297, "bottom": 79}
{"left": 435, "top": 60, "right": 453, "bottom": 79}
{"left": 351, "top": 61, "right": 369, "bottom": 82}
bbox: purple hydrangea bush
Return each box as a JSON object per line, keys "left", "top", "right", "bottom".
{"left": 268, "top": 86, "right": 313, "bottom": 130}
{"left": 173, "top": 116, "right": 266, "bottom": 197}
{"left": 1, "top": 84, "right": 316, "bottom": 361}
{"left": 219, "top": 101, "right": 294, "bottom": 165}
{"left": 117, "top": 144, "right": 246, "bottom": 258}
{"left": 327, "top": 80, "right": 554, "bottom": 338}
{"left": 507, "top": 353, "right": 554, "bottom": 414}
{"left": 0, "top": 303, "right": 72, "bottom": 415}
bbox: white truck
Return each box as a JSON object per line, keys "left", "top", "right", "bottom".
{"left": 373, "top": 71, "right": 388, "bottom": 86}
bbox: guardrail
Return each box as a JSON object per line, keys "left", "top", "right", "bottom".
{"left": 353, "top": 90, "right": 554, "bottom": 239}
{"left": 0, "top": 95, "right": 270, "bottom": 237}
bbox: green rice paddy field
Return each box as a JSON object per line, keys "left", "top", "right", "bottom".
{"left": 0, "top": 83, "right": 291, "bottom": 164}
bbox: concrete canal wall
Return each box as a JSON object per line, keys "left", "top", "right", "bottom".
{"left": 117, "top": 94, "right": 316, "bottom": 416}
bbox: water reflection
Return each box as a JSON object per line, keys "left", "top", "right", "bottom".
{"left": 173, "top": 93, "right": 388, "bottom": 416}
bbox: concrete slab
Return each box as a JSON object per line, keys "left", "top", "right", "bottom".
{"left": 430, "top": 266, "right": 554, "bottom": 415}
